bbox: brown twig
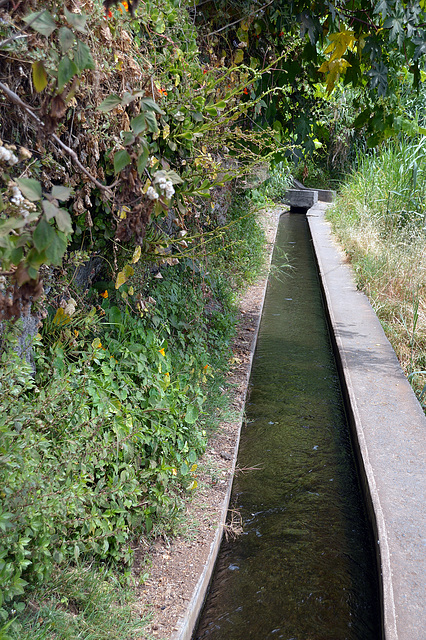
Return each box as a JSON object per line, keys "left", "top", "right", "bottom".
{"left": 0, "top": 81, "right": 113, "bottom": 195}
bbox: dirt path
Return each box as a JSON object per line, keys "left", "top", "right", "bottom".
{"left": 133, "top": 206, "right": 283, "bottom": 640}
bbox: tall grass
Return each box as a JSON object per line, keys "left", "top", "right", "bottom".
{"left": 327, "top": 137, "right": 426, "bottom": 406}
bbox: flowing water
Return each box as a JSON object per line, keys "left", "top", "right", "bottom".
{"left": 193, "top": 213, "right": 381, "bottom": 640}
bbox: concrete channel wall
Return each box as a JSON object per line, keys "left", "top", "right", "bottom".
{"left": 308, "top": 201, "right": 426, "bottom": 640}
{"left": 175, "top": 200, "right": 426, "bottom": 640}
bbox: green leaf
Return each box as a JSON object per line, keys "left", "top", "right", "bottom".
{"left": 353, "top": 109, "right": 371, "bottom": 128}
{"left": 137, "top": 144, "right": 150, "bottom": 175}
{"left": 44, "top": 230, "right": 67, "bottom": 265}
{"left": 145, "top": 516, "right": 153, "bottom": 534}
{"left": 32, "top": 61, "right": 48, "bottom": 92}
{"left": 155, "top": 18, "right": 166, "bottom": 34}
{"left": 33, "top": 218, "right": 55, "bottom": 251}
{"left": 23, "top": 11, "right": 56, "bottom": 37}
{"left": 27, "top": 248, "right": 47, "bottom": 270}
{"left": 204, "top": 106, "right": 218, "bottom": 116}
{"left": 42, "top": 200, "right": 59, "bottom": 220}
{"left": 54, "top": 209, "right": 73, "bottom": 234}
{"left": 0, "top": 217, "right": 28, "bottom": 235}
{"left": 121, "top": 91, "right": 134, "bottom": 106}
{"left": 367, "top": 132, "right": 382, "bottom": 148}
{"left": 234, "top": 49, "right": 244, "bottom": 64}
{"left": 115, "top": 271, "right": 127, "bottom": 289}
{"left": 374, "top": 0, "right": 389, "bottom": 18}
{"left": 123, "top": 264, "right": 134, "bottom": 278}
{"left": 10, "top": 247, "right": 23, "bottom": 264}
{"left": 131, "top": 114, "right": 147, "bottom": 135}
{"left": 165, "top": 170, "right": 183, "bottom": 185}
{"left": 121, "top": 131, "right": 135, "bottom": 145}
{"left": 180, "top": 462, "right": 189, "bottom": 476}
{"left": 64, "top": 7, "right": 87, "bottom": 33}
{"left": 57, "top": 56, "right": 78, "bottom": 92}
{"left": 74, "top": 40, "right": 95, "bottom": 72}
{"left": 144, "top": 111, "right": 159, "bottom": 133}
{"left": 114, "top": 150, "right": 131, "bottom": 174}
{"left": 191, "top": 111, "right": 204, "bottom": 122}
{"left": 184, "top": 404, "right": 199, "bottom": 424}
{"left": 98, "top": 94, "right": 121, "bottom": 112}
{"left": 140, "top": 98, "right": 165, "bottom": 115}
{"left": 58, "top": 26, "right": 75, "bottom": 52}
{"left": 51, "top": 185, "right": 72, "bottom": 201}
{"left": 15, "top": 178, "right": 42, "bottom": 201}
{"left": 367, "top": 62, "right": 388, "bottom": 96}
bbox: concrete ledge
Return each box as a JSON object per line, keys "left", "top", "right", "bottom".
{"left": 284, "top": 188, "right": 318, "bottom": 210}
{"left": 291, "top": 179, "right": 336, "bottom": 202}
{"left": 307, "top": 202, "right": 426, "bottom": 640}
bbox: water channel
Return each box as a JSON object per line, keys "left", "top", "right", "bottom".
{"left": 193, "top": 212, "right": 381, "bottom": 640}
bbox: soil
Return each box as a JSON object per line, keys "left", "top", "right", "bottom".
{"left": 132, "top": 206, "right": 283, "bottom": 640}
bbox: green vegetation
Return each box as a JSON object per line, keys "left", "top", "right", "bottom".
{"left": 0, "top": 193, "right": 266, "bottom": 635}
{"left": 327, "top": 138, "right": 426, "bottom": 406}
{"left": 8, "top": 565, "right": 147, "bottom": 640}
{"left": 2, "top": 0, "right": 426, "bottom": 636}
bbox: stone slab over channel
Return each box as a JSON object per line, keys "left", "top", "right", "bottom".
{"left": 308, "top": 202, "right": 426, "bottom": 640}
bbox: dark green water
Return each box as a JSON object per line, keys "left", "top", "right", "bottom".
{"left": 193, "top": 213, "right": 381, "bottom": 640}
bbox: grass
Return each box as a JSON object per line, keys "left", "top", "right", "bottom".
{"left": 7, "top": 565, "right": 148, "bottom": 640}
{"left": 326, "top": 138, "right": 426, "bottom": 407}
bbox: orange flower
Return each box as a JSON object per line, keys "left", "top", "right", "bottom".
{"left": 243, "top": 87, "right": 249, "bottom": 95}
{"left": 100, "top": 290, "right": 108, "bottom": 298}
{"left": 121, "top": 1, "right": 129, "bottom": 10}
{"left": 158, "top": 347, "right": 166, "bottom": 357}
{"left": 158, "top": 88, "right": 168, "bottom": 96}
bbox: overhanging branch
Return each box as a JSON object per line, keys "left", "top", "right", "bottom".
{"left": 0, "top": 81, "right": 112, "bottom": 195}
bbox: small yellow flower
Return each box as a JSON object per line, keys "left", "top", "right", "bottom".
{"left": 74, "top": 329, "right": 79, "bottom": 337}
{"left": 172, "top": 468, "right": 177, "bottom": 476}
{"left": 158, "top": 347, "right": 166, "bottom": 357}
{"left": 100, "top": 290, "right": 108, "bottom": 298}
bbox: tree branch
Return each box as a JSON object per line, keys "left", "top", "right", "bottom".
{"left": 0, "top": 81, "right": 112, "bottom": 195}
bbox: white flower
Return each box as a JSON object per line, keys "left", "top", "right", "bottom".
{"left": 10, "top": 186, "right": 24, "bottom": 206}
{"left": 0, "top": 146, "right": 18, "bottom": 166}
{"left": 165, "top": 181, "right": 175, "bottom": 199}
{"left": 146, "top": 186, "right": 159, "bottom": 201}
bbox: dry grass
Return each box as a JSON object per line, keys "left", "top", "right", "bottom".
{"left": 327, "top": 141, "right": 426, "bottom": 407}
